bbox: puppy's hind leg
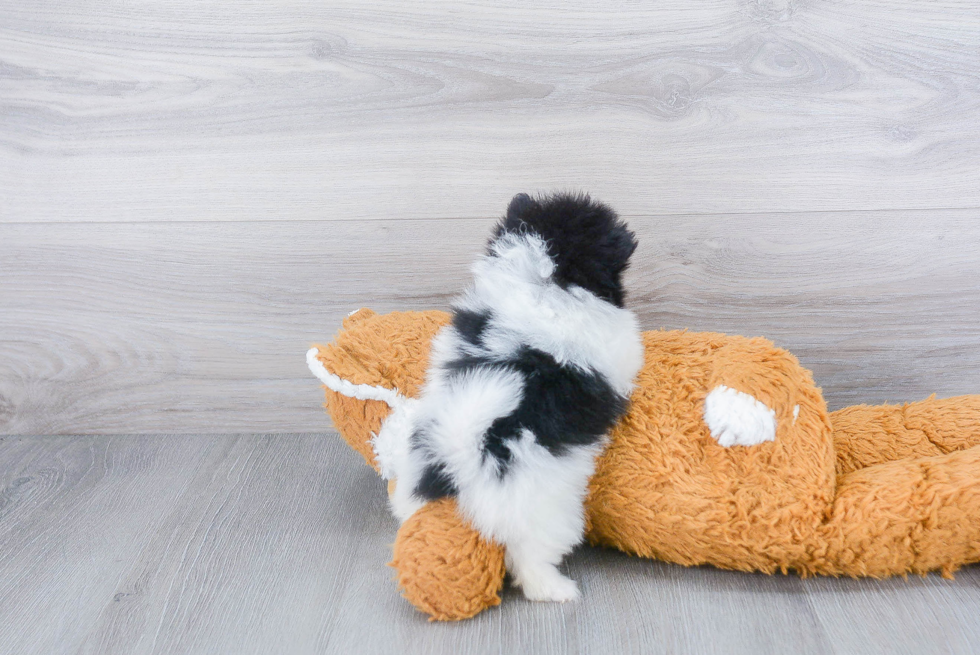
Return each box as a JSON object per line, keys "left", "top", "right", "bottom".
{"left": 501, "top": 474, "right": 588, "bottom": 602}
{"left": 462, "top": 435, "right": 602, "bottom": 603}
{"left": 505, "top": 538, "right": 581, "bottom": 602}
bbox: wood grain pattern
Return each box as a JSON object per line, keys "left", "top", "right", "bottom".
{"left": 2, "top": 433, "right": 978, "bottom": 655}
{"left": 2, "top": 210, "right": 979, "bottom": 435}
{"left": 0, "top": 435, "right": 226, "bottom": 654}
{"left": 3, "top": 1, "right": 980, "bottom": 651}
{"left": 802, "top": 574, "right": 980, "bottom": 655}
{"left": 2, "top": 1, "right": 979, "bottom": 222}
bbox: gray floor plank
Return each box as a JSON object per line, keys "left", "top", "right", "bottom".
{"left": 2, "top": 1, "right": 978, "bottom": 222}
{"left": 81, "top": 435, "right": 371, "bottom": 655}
{"left": 2, "top": 434, "right": 979, "bottom": 654}
{"left": 3, "top": 211, "right": 979, "bottom": 435}
{"left": 0, "top": 435, "right": 231, "bottom": 654}
{"left": 802, "top": 569, "right": 980, "bottom": 655}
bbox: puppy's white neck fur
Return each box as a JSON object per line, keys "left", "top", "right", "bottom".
{"left": 449, "top": 233, "right": 643, "bottom": 395}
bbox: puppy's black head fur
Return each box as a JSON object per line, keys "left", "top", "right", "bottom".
{"left": 492, "top": 192, "right": 637, "bottom": 307}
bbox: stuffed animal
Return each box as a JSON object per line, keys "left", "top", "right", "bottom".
{"left": 308, "top": 307, "right": 980, "bottom": 621}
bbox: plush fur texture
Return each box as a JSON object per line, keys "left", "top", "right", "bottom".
{"left": 380, "top": 193, "right": 643, "bottom": 601}
{"left": 310, "top": 310, "right": 980, "bottom": 620}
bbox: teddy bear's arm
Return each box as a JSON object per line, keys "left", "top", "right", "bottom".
{"left": 703, "top": 385, "right": 777, "bottom": 447}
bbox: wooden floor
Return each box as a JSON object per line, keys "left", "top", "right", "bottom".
{"left": 2, "top": 0, "right": 980, "bottom": 652}
{"left": 3, "top": 433, "right": 980, "bottom": 655}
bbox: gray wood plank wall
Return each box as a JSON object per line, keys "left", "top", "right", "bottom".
{"left": 3, "top": 212, "right": 980, "bottom": 434}
{"left": 2, "top": 1, "right": 979, "bottom": 434}
{"left": 2, "top": 1, "right": 979, "bottom": 221}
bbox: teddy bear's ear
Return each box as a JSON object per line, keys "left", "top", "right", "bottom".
{"left": 342, "top": 307, "right": 377, "bottom": 330}
{"left": 391, "top": 498, "right": 506, "bottom": 621}
{"left": 323, "top": 391, "right": 390, "bottom": 472}
{"left": 320, "top": 309, "right": 450, "bottom": 398}
{"left": 311, "top": 309, "right": 452, "bottom": 472}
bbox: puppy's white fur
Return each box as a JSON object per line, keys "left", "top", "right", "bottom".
{"left": 376, "top": 232, "right": 643, "bottom": 602}
{"left": 452, "top": 232, "right": 640, "bottom": 396}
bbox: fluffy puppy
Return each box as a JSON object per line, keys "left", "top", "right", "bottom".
{"left": 381, "top": 192, "right": 643, "bottom": 602}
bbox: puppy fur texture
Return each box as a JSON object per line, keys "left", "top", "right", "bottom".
{"left": 381, "top": 192, "right": 644, "bottom": 602}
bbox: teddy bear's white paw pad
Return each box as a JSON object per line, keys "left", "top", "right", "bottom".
{"left": 518, "top": 567, "right": 580, "bottom": 603}
{"left": 704, "top": 385, "right": 777, "bottom": 447}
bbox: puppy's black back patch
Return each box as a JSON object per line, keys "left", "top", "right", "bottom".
{"left": 485, "top": 347, "right": 627, "bottom": 471}
{"left": 493, "top": 192, "right": 637, "bottom": 307}
{"left": 444, "top": 347, "right": 629, "bottom": 477}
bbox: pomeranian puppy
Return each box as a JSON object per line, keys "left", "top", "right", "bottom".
{"left": 381, "top": 192, "right": 643, "bottom": 601}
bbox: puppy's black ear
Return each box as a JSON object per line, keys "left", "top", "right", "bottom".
{"left": 492, "top": 193, "right": 539, "bottom": 248}
{"left": 506, "top": 193, "right": 535, "bottom": 220}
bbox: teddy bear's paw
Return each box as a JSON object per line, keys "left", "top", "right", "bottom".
{"left": 516, "top": 566, "right": 581, "bottom": 603}
{"left": 704, "top": 385, "right": 777, "bottom": 447}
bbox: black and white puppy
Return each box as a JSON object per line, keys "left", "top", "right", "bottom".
{"left": 378, "top": 192, "right": 643, "bottom": 602}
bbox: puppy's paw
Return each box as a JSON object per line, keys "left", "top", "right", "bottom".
{"left": 516, "top": 565, "right": 580, "bottom": 603}
{"left": 704, "top": 385, "right": 776, "bottom": 447}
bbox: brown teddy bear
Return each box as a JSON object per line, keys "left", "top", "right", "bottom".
{"left": 308, "top": 307, "right": 980, "bottom": 621}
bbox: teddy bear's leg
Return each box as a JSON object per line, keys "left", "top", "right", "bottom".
{"left": 391, "top": 498, "right": 506, "bottom": 621}
{"left": 831, "top": 395, "right": 980, "bottom": 475}
{"left": 816, "top": 444, "right": 980, "bottom": 577}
